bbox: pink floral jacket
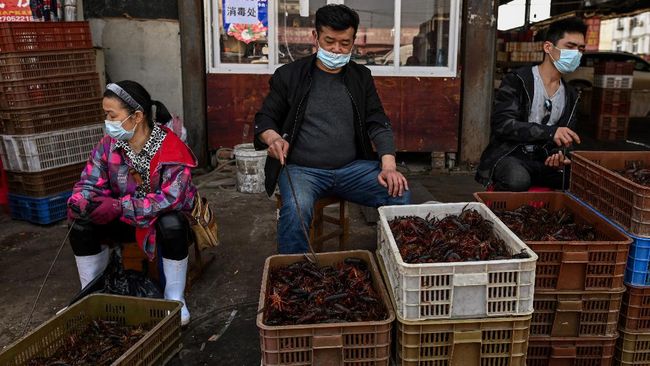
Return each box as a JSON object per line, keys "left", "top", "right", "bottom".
{"left": 68, "top": 126, "right": 197, "bottom": 259}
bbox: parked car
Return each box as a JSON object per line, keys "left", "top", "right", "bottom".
{"left": 564, "top": 51, "right": 650, "bottom": 117}
{"left": 564, "top": 51, "right": 650, "bottom": 91}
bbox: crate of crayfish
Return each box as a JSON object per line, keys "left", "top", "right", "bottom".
{"left": 0, "top": 294, "right": 182, "bottom": 366}
{"left": 474, "top": 191, "right": 631, "bottom": 292}
{"left": 257, "top": 250, "right": 395, "bottom": 366}
{"left": 377, "top": 202, "right": 537, "bottom": 321}
{"left": 570, "top": 151, "right": 650, "bottom": 237}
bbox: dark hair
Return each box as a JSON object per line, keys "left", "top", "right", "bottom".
{"left": 544, "top": 18, "right": 587, "bottom": 45}
{"left": 103, "top": 80, "right": 172, "bottom": 128}
{"left": 315, "top": 4, "right": 360, "bottom": 37}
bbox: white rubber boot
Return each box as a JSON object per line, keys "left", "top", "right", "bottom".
{"left": 74, "top": 246, "right": 109, "bottom": 289}
{"left": 163, "top": 257, "right": 190, "bottom": 326}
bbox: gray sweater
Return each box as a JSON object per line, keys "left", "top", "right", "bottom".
{"left": 289, "top": 68, "right": 395, "bottom": 169}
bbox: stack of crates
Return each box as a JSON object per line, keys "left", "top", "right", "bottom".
{"left": 590, "top": 61, "right": 634, "bottom": 141}
{"left": 376, "top": 203, "right": 537, "bottom": 365}
{"left": 569, "top": 151, "right": 650, "bottom": 365}
{"left": 475, "top": 192, "right": 632, "bottom": 366}
{"left": 0, "top": 22, "right": 104, "bottom": 224}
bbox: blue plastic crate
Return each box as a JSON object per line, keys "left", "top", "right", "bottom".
{"left": 569, "top": 193, "right": 650, "bottom": 286}
{"left": 8, "top": 191, "right": 71, "bottom": 225}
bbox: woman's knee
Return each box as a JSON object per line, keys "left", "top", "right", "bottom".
{"left": 157, "top": 212, "right": 189, "bottom": 260}
{"left": 69, "top": 221, "right": 102, "bottom": 256}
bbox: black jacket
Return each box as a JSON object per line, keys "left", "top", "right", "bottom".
{"left": 254, "top": 54, "right": 393, "bottom": 196}
{"left": 475, "top": 66, "right": 580, "bottom": 186}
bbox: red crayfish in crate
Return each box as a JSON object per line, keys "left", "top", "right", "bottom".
{"left": 388, "top": 207, "right": 530, "bottom": 264}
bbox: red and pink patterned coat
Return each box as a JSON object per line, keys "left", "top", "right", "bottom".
{"left": 68, "top": 126, "right": 197, "bottom": 259}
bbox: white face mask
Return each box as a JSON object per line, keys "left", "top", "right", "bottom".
{"left": 104, "top": 114, "right": 135, "bottom": 140}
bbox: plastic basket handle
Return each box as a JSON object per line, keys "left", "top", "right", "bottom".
{"left": 453, "top": 273, "right": 488, "bottom": 287}
{"left": 561, "top": 251, "right": 589, "bottom": 263}
{"left": 312, "top": 334, "right": 343, "bottom": 349}
{"left": 453, "top": 330, "right": 482, "bottom": 344}
{"left": 550, "top": 344, "right": 577, "bottom": 359}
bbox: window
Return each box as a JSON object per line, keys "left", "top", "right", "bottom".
{"left": 632, "top": 38, "right": 639, "bottom": 53}
{"left": 615, "top": 41, "right": 622, "bottom": 52}
{"left": 205, "top": 0, "right": 461, "bottom": 77}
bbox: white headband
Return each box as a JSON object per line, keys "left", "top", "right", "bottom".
{"left": 106, "top": 83, "right": 143, "bottom": 111}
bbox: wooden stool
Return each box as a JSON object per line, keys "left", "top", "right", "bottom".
{"left": 275, "top": 194, "right": 349, "bottom": 252}
{"left": 121, "top": 237, "right": 214, "bottom": 292}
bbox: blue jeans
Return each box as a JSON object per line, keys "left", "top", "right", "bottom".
{"left": 277, "top": 160, "right": 411, "bottom": 254}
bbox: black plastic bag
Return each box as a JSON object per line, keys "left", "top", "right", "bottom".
{"left": 69, "top": 249, "right": 163, "bottom": 306}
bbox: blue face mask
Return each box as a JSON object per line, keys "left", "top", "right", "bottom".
{"left": 550, "top": 47, "right": 582, "bottom": 74}
{"left": 317, "top": 47, "right": 352, "bottom": 70}
{"left": 104, "top": 114, "right": 135, "bottom": 140}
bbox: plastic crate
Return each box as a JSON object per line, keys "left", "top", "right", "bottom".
{"left": 620, "top": 284, "right": 650, "bottom": 332}
{"left": 0, "top": 124, "right": 103, "bottom": 173}
{"left": 396, "top": 314, "right": 531, "bottom": 366}
{"left": 257, "top": 250, "right": 394, "bottom": 366}
{"left": 0, "top": 294, "right": 182, "bottom": 366}
{"left": 6, "top": 163, "right": 83, "bottom": 197}
{"left": 591, "top": 115, "right": 629, "bottom": 141}
{"left": 570, "top": 151, "right": 650, "bottom": 237}
{"left": 594, "top": 61, "right": 635, "bottom": 75}
{"left": 0, "top": 72, "right": 101, "bottom": 110}
{"left": 474, "top": 192, "right": 631, "bottom": 291}
{"left": 594, "top": 74, "right": 633, "bottom": 89}
{"left": 0, "top": 50, "right": 96, "bottom": 82}
{"left": 377, "top": 203, "right": 537, "bottom": 321}
{"left": 624, "top": 235, "right": 650, "bottom": 286}
{"left": 531, "top": 290, "right": 623, "bottom": 338}
{"left": 0, "top": 22, "right": 92, "bottom": 53}
{"left": 591, "top": 88, "right": 632, "bottom": 115}
{"left": 8, "top": 191, "right": 71, "bottom": 225}
{"left": 0, "top": 98, "right": 103, "bottom": 135}
{"left": 376, "top": 249, "right": 531, "bottom": 366}
{"left": 527, "top": 336, "right": 617, "bottom": 366}
{"left": 615, "top": 328, "right": 650, "bottom": 365}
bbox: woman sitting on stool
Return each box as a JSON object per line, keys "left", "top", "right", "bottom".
{"left": 67, "top": 80, "right": 197, "bottom": 325}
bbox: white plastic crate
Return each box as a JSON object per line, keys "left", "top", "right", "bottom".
{"left": 594, "top": 74, "right": 633, "bottom": 89}
{"left": 0, "top": 123, "right": 103, "bottom": 172}
{"left": 377, "top": 202, "right": 537, "bottom": 321}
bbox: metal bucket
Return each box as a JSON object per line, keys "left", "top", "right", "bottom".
{"left": 233, "top": 143, "right": 266, "bottom": 194}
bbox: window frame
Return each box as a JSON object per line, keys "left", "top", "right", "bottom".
{"left": 204, "top": 0, "right": 461, "bottom": 77}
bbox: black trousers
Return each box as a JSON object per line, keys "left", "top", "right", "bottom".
{"left": 69, "top": 211, "right": 189, "bottom": 260}
{"left": 492, "top": 149, "right": 570, "bottom": 192}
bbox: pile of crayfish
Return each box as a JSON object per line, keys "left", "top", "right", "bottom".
{"left": 495, "top": 204, "right": 596, "bottom": 241}
{"left": 27, "top": 320, "right": 148, "bottom": 366}
{"left": 263, "top": 258, "right": 388, "bottom": 326}
{"left": 619, "top": 164, "right": 650, "bottom": 186}
{"left": 389, "top": 209, "right": 528, "bottom": 263}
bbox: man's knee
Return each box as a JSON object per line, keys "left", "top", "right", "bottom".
{"left": 493, "top": 159, "right": 531, "bottom": 192}
{"left": 157, "top": 212, "right": 189, "bottom": 260}
{"left": 69, "top": 221, "right": 101, "bottom": 256}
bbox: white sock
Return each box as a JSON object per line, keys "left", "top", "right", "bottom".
{"left": 162, "top": 257, "right": 190, "bottom": 325}
{"left": 74, "top": 246, "right": 109, "bottom": 289}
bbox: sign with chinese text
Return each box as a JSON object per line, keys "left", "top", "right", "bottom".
{"left": 0, "top": 1, "right": 32, "bottom": 22}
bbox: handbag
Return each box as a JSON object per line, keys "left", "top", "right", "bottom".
{"left": 189, "top": 192, "right": 219, "bottom": 251}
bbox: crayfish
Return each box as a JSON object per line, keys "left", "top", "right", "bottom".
{"left": 496, "top": 204, "right": 596, "bottom": 241}
{"left": 619, "top": 162, "right": 650, "bottom": 187}
{"left": 389, "top": 208, "right": 523, "bottom": 264}
{"left": 263, "top": 258, "right": 387, "bottom": 326}
{"left": 26, "top": 320, "right": 148, "bottom": 366}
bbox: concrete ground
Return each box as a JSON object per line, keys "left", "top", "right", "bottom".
{"left": 0, "top": 167, "right": 482, "bottom": 365}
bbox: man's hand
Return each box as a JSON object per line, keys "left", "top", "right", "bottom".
{"left": 553, "top": 127, "right": 581, "bottom": 147}
{"left": 261, "top": 130, "right": 289, "bottom": 165}
{"left": 378, "top": 155, "right": 408, "bottom": 197}
{"left": 545, "top": 151, "right": 571, "bottom": 169}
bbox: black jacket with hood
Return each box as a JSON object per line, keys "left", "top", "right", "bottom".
{"left": 475, "top": 65, "right": 580, "bottom": 186}
{"left": 254, "top": 54, "right": 393, "bottom": 196}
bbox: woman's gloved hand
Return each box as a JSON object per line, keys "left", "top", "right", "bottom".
{"left": 89, "top": 196, "right": 123, "bottom": 224}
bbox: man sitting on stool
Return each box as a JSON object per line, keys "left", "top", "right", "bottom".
{"left": 476, "top": 18, "right": 587, "bottom": 191}
{"left": 254, "top": 4, "right": 410, "bottom": 254}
